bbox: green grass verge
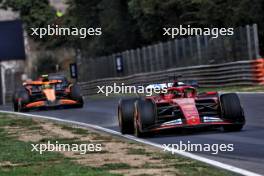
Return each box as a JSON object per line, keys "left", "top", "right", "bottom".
{"left": 126, "top": 148, "right": 152, "bottom": 156}
{"left": 159, "top": 153, "right": 235, "bottom": 176}
{"left": 60, "top": 125, "right": 92, "bottom": 136}
{"left": 0, "top": 114, "right": 119, "bottom": 176}
{"left": 101, "top": 163, "right": 132, "bottom": 170}
{"left": 0, "top": 113, "right": 239, "bottom": 176}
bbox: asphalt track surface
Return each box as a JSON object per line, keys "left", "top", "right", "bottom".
{"left": 1, "top": 93, "right": 264, "bottom": 175}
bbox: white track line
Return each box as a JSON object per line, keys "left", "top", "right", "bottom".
{"left": 0, "top": 110, "right": 262, "bottom": 176}
{"left": 220, "top": 92, "right": 264, "bottom": 94}
{"left": 236, "top": 92, "right": 264, "bottom": 94}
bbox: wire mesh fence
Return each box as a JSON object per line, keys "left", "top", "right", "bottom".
{"left": 78, "top": 24, "right": 260, "bottom": 82}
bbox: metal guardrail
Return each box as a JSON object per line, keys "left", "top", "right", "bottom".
{"left": 79, "top": 59, "right": 264, "bottom": 96}
{"left": 78, "top": 24, "right": 260, "bottom": 83}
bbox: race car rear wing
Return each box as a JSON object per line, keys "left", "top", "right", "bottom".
{"left": 23, "top": 80, "right": 62, "bottom": 86}
{"left": 168, "top": 74, "right": 199, "bottom": 88}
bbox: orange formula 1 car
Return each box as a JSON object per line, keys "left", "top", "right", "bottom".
{"left": 13, "top": 75, "right": 84, "bottom": 112}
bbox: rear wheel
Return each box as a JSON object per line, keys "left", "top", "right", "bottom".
{"left": 118, "top": 98, "right": 139, "bottom": 134}
{"left": 70, "top": 84, "right": 84, "bottom": 108}
{"left": 220, "top": 93, "right": 245, "bottom": 131}
{"left": 134, "top": 99, "right": 156, "bottom": 137}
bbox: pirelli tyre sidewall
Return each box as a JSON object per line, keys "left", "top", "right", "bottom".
{"left": 118, "top": 98, "right": 139, "bottom": 134}
{"left": 220, "top": 93, "right": 245, "bottom": 131}
{"left": 134, "top": 99, "right": 157, "bottom": 137}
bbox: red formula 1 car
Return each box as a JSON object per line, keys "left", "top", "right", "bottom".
{"left": 118, "top": 85, "right": 245, "bottom": 137}
{"left": 13, "top": 75, "right": 84, "bottom": 112}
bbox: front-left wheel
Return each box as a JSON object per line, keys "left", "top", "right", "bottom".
{"left": 118, "top": 98, "right": 139, "bottom": 134}
{"left": 13, "top": 88, "right": 30, "bottom": 112}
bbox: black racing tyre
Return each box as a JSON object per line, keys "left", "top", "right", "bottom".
{"left": 77, "top": 98, "right": 84, "bottom": 108}
{"left": 13, "top": 91, "right": 19, "bottom": 112}
{"left": 16, "top": 99, "right": 24, "bottom": 112}
{"left": 118, "top": 98, "right": 139, "bottom": 134}
{"left": 13, "top": 88, "right": 29, "bottom": 112}
{"left": 134, "top": 99, "right": 156, "bottom": 137}
{"left": 220, "top": 93, "right": 245, "bottom": 131}
{"left": 70, "top": 84, "right": 84, "bottom": 107}
{"left": 13, "top": 101, "right": 18, "bottom": 112}
{"left": 70, "top": 84, "right": 82, "bottom": 100}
